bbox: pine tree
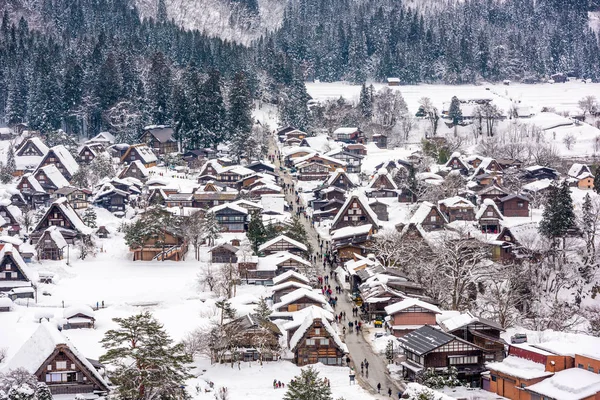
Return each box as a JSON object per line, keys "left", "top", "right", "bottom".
{"left": 147, "top": 52, "right": 172, "bottom": 125}
{"left": 278, "top": 73, "right": 311, "bottom": 131}
{"left": 100, "top": 312, "right": 192, "bottom": 400}
{"left": 8, "top": 385, "right": 35, "bottom": 400}
{"left": 255, "top": 296, "right": 272, "bottom": 319}
{"left": 35, "top": 383, "right": 53, "bottom": 400}
{"left": 594, "top": 166, "right": 600, "bottom": 194}
{"left": 5, "top": 144, "right": 16, "bottom": 177}
{"left": 580, "top": 193, "right": 596, "bottom": 282}
{"left": 247, "top": 210, "right": 266, "bottom": 252}
{"left": 202, "top": 212, "right": 221, "bottom": 246}
{"left": 448, "top": 96, "right": 462, "bottom": 137}
{"left": 83, "top": 207, "right": 97, "bottom": 229}
{"left": 283, "top": 367, "right": 332, "bottom": 400}
{"left": 215, "top": 299, "right": 236, "bottom": 325}
{"left": 284, "top": 216, "right": 311, "bottom": 254}
{"left": 199, "top": 69, "right": 227, "bottom": 147}
{"left": 156, "top": 0, "right": 168, "bottom": 23}
{"left": 228, "top": 71, "right": 253, "bottom": 138}
{"left": 358, "top": 83, "right": 373, "bottom": 121}
{"left": 539, "top": 181, "right": 575, "bottom": 245}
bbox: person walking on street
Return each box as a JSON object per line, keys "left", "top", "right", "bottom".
{"left": 365, "top": 361, "right": 369, "bottom": 372}
{"left": 377, "top": 383, "right": 381, "bottom": 394}
{"left": 360, "top": 362, "right": 364, "bottom": 374}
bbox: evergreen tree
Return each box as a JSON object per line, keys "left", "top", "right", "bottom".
{"left": 284, "top": 216, "right": 311, "bottom": 254}
{"left": 215, "top": 299, "right": 236, "bottom": 325}
{"left": 448, "top": 96, "right": 462, "bottom": 136}
{"left": 580, "top": 193, "right": 596, "bottom": 282}
{"left": 283, "top": 367, "right": 332, "bottom": 400}
{"left": 278, "top": 73, "right": 311, "bottom": 131}
{"left": 100, "top": 312, "right": 192, "bottom": 400}
{"left": 255, "top": 296, "right": 272, "bottom": 319}
{"left": 5, "top": 75, "right": 27, "bottom": 124}
{"left": 96, "top": 53, "right": 121, "bottom": 110}
{"left": 35, "top": 383, "right": 53, "bottom": 400}
{"left": 228, "top": 71, "right": 253, "bottom": 139}
{"left": 202, "top": 212, "right": 221, "bottom": 246}
{"left": 6, "top": 144, "right": 16, "bottom": 176}
{"left": 358, "top": 83, "right": 373, "bottom": 121}
{"left": 247, "top": 210, "right": 266, "bottom": 252}
{"left": 594, "top": 166, "right": 600, "bottom": 194}
{"left": 156, "top": 0, "right": 168, "bottom": 23}
{"left": 83, "top": 207, "right": 97, "bottom": 228}
{"left": 199, "top": 69, "right": 227, "bottom": 147}
{"left": 146, "top": 52, "right": 172, "bottom": 124}
{"left": 539, "top": 181, "right": 576, "bottom": 245}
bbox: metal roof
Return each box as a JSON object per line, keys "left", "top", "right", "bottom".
{"left": 398, "top": 325, "right": 453, "bottom": 356}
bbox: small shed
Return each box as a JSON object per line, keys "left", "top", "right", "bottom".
{"left": 63, "top": 305, "right": 95, "bottom": 329}
{"left": 387, "top": 77, "right": 401, "bottom": 86}
{"left": 96, "top": 226, "right": 109, "bottom": 239}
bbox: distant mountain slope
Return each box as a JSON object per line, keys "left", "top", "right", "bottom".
{"left": 134, "top": 0, "right": 287, "bottom": 45}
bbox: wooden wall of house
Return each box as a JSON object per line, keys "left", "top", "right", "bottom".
{"left": 294, "top": 321, "right": 345, "bottom": 366}
{"left": 392, "top": 312, "right": 437, "bottom": 327}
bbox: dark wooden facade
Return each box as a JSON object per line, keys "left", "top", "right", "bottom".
{"left": 499, "top": 195, "right": 529, "bottom": 217}
{"left": 291, "top": 318, "right": 346, "bottom": 366}
{"left": 140, "top": 126, "right": 178, "bottom": 155}
{"left": 330, "top": 195, "right": 378, "bottom": 231}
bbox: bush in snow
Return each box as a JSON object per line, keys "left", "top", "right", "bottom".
{"left": 283, "top": 366, "right": 332, "bottom": 400}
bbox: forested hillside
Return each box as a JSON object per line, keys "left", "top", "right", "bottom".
{"left": 257, "top": 0, "right": 600, "bottom": 84}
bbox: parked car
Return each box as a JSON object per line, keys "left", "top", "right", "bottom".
{"left": 510, "top": 333, "right": 527, "bottom": 344}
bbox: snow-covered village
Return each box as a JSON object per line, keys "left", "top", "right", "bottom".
{"left": 2, "top": 0, "right": 600, "bottom": 399}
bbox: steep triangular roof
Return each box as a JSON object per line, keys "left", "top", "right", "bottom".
{"left": 33, "top": 198, "right": 92, "bottom": 235}
{"left": 43, "top": 145, "right": 79, "bottom": 177}
{"left": 324, "top": 168, "right": 355, "bottom": 188}
{"left": 16, "top": 137, "right": 49, "bottom": 157}
{"left": 289, "top": 312, "right": 348, "bottom": 353}
{"left": 258, "top": 235, "right": 308, "bottom": 253}
{"left": 5, "top": 321, "right": 108, "bottom": 391}
{"left": 0, "top": 243, "right": 36, "bottom": 283}
{"left": 367, "top": 168, "right": 398, "bottom": 190}
{"left": 475, "top": 198, "right": 504, "bottom": 220}
{"left": 272, "top": 270, "right": 310, "bottom": 285}
{"left": 331, "top": 192, "right": 379, "bottom": 230}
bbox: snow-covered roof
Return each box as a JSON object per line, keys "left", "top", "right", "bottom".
{"left": 367, "top": 169, "right": 398, "bottom": 190}
{"left": 63, "top": 304, "right": 95, "bottom": 319}
{"left": 409, "top": 202, "right": 443, "bottom": 225}
{"left": 330, "top": 224, "right": 372, "bottom": 240}
{"left": 49, "top": 145, "right": 79, "bottom": 176}
{"left": 38, "top": 165, "right": 70, "bottom": 189}
{"left": 333, "top": 127, "right": 359, "bottom": 134}
{"left": 87, "top": 131, "right": 115, "bottom": 144}
{"left": 568, "top": 163, "right": 590, "bottom": 178}
{"left": 208, "top": 203, "right": 249, "bottom": 215}
{"left": 18, "top": 137, "right": 49, "bottom": 155}
{"left": 522, "top": 178, "right": 554, "bottom": 193}
{"left": 128, "top": 144, "right": 157, "bottom": 164}
{"left": 288, "top": 308, "right": 348, "bottom": 353}
{"left": 301, "top": 135, "right": 332, "bottom": 153}
{"left": 272, "top": 270, "right": 310, "bottom": 285}
{"left": 273, "top": 288, "right": 329, "bottom": 311}
{"left": 44, "top": 226, "right": 68, "bottom": 249}
{"left": 0, "top": 244, "right": 35, "bottom": 283}
{"left": 475, "top": 198, "right": 504, "bottom": 220}
{"left": 48, "top": 198, "right": 92, "bottom": 234}
{"left": 486, "top": 356, "right": 552, "bottom": 380}
{"left": 269, "top": 281, "right": 312, "bottom": 294}
{"left": 4, "top": 321, "right": 108, "bottom": 389}
{"left": 262, "top": 251, "right": 311, "bottom": 267}
{"left": 438, "top": 196, "right": 475, "bottom": 209}
{"left": 439, "top": 311, "right": 502, "bottom": 332}
{"left": 293, "top": 152, "right": 347, "bottom": 167}
{"left": 384, "top": 297, "right": 441, "bottom": 316}
{"left": 331, "top": 192, "right": 379, "bottom": 229}
{"left": 19, "top": 173, "right": 44, "bottom": 193}
{"left": 258, "top": 235, "right": 308, "bottom": 253}
{"left": 526, "top": 368, "right": 600, "bottom": 400}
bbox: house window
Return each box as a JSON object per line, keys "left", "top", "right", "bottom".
{"left": 487, "top": 211, "right": 493, "bottom": 217}
{"left": 448, "top": 356, "right": 478, "bottom": 365}
{"left": 588, "top": 366, "right": 595, "bottom": 372}
{"left": 430, "top": 216, "right": 437, "bottom": 222}
{"left": 320, "top": 339, "right": 329, "bottom": 345}
{"left": 47, "top": 365, "right": 52, "bottom": 371}
{"left": 71, "top": 363, "right": 75, "bottom": 369}
{"left": 56, "top": 361, "right": 67, "bottom": 370}
{"left": 5, "top": 264, "right": 11, "bottom": 270}
{"left": 306, "top": 339, "right": 316, "bottom": 345}
{"left": 491, "top": 375, "right": 497, "bottom": 382}
{"left": 578, "top": 363, "right": 584, "bottom": 368}
{"left": 314, "top": 328, "right": 320, "bottom": 335}
{"left": 344, "top": 216, "right": 348, "bottom": 221}
{"left": 11, "top": 272, "right": 17, "bottom": 278}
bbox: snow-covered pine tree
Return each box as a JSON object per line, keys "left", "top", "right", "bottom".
{"left": 215, "top": 299, "right": 236, "bottom": 324}
{"left": 146, "top": 52, "right": 172, "bottom": 125}
{"left": 83, "top": 207, "right": 97, "bottom": 228}
{"left": 202, "top": 212, "right": 221, "bottom": 246}
{"left": 283, "top": 367, "right": 332, "bottom": 400}
{"left": 200, "top": 69, "right": 227, "bottom": 147}
{"left": 594, "top": 167, "right": 600, "bottom": 195}
{"left": 580, "top": 193, "right": 597, "bottom": 282}
{"left": 539, "top": 181, "right": 575, "bottom": 246}
{"left": 255, "top": 296, "right": 272, "bottom": 319}
{"left": 284, "top": 216, "right": 312, "bottom": 254}
{"left": 448, "top": 96, "right": 462, "bottom": 137}
{"left": 247, "top": 210, "right": 266, "bottom": 252}
{"left": 100, "top": 312, "right": 192, "bottom": 400}
{"left": 35, "top": 383, "right": 53, "bottom": 400}
{"left": 358, "top": 83, "right": 373, "bottom": 121}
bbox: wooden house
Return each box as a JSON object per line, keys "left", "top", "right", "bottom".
{"left": 573, "top": 172, "right": 595, "bottom": 190}
{"left": 326, "top": 149, "right": 363, "bottom": 173}
{"left": 331, "top": 224, "right": 374, "bottom": 262}
{"left": 92, "top": 184, "right": 129, "bottom": 212}
{"left": 272, "top": 288, "right": 330, "bottom": 313}
{"left": 476, "top": 199, "right": 504, "bottom": 234}
{"left": 258, "top": 235, "right": 308, "bottom": 256}
{"left": 31, "top": 198, "right": 91, "bottom": 243}
{"left": 37, "top": 145, "right": 79, "bottom": 181}
{"left": 216, "top": 314, "right": 281, "bottom": 363}
{"left": 130, "top": 228, "right": 187, "bottom": 261}
{"left": 86, "top": 131, "right": 115, "bottom": 147}
{"left": 16, "top": 173, "right": 48, "bottom": 208}
{"left": 296, "top": 162, "right": 331, "bottom": 181}
{"left": 272, "top": 270, "right": 311, "bottom": 287}
{"left": 330, "top": 193, "right": 379, "bottom": 232}
{"left": 0, "top": 244, "right": 35, "bottom": 295}
{"left": 78, "top": 143, "right": 106, "bottom": 164}
{"left": 568, "top": 163, "right": 591, "bottom": 179}
{"left": 270, "top": 281, "right": 312, "bottom": 303}
{"left": 209, "top": 243, "right": 240, "bottom": 263}
{"left": 120, "top": 144, "right": 158, "bottom": 168}
{"left": 440, "top": 311, "right": 506, "bottom": 362}
{"left": 247, "top": 160, "right": 276, "bottom": 174}
{"left": 16, "top": 137, "right": 49, "bottom": 157}
{"left": 5, "top": 321, "right": 109, "bottom": 394}
{"left": 368, "top": 199, "right": 388, "bottom": 221}
{"left": 333, "top": 127, "right": 364, "bottom": 143}
{"left": 407, "top": 201, "right": 447, "bottom": 232}
{"left": 477, "top": 184, "right": 510, "bottom": 203}
{"left": 495, "top": 223, "right": 543, "bottom": 262}
{"left": 476, "top": 157, "right": 503, "bottom": 174}
{"left": 522, "top": 165, "right": 559, "bottom": 182}
{"left": 36, "top": 226, "right": 67, "bottom": 260}
{"left": 63, "top": 305, "right": 96, "bottom": 329}
{"left": 289, "top": 314, "right": 347, "bottom": 366}
{"left": 285, "top": 129, "right": 307, "bottom": 141}
{"left": 345, "top": 144, "right": 367, "bottom": 156}
{"left": 445, "top": 153, "right": 469, "bottom": 175}
{"left": 387, "top": 77, "right": 401, "bottom": 86}
{"left": 193, "top": 182, "right": 238, "bottom": 209}
{"left": 0, "top": 200, "right": 23, "bottom": 236}
{"left": 384, "top": 297, "right": 441, "bottom": 337}
{"left": 323, "top": 169, "right": 356, "bottom": 191}
{"left": 209, "top": 204, "right": 248, "bottom": 232}
{"left": 33, "top": 165, "right": 70, "bottom": 194}
{"left": 398, "top": 325, "right": 485, "bottom": 385}
{"left": 140, "top": 125, "right": 177, "bottom": 155}
{"left": 372, "top": 133, "right": 387, "bottom": 149}
{"left": 258, "top": 251, "right": 311, "bottom": 276}
{"left": 118, "top": 160, "right": 149, "bottom": 182}
{"left": 366, "top": 168, "right": 398, "bottom": 198}
{"left": 55, "top": 186, "right": 92, "bottom": 209}
{"left": 498, "top": 194, "right": 529, "bottom": 217}
{"left": 0, "top": 297, "right": 13, "bottom": 311}
{"left": 438, "top": 196, "right": 476, "bottom": 222}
